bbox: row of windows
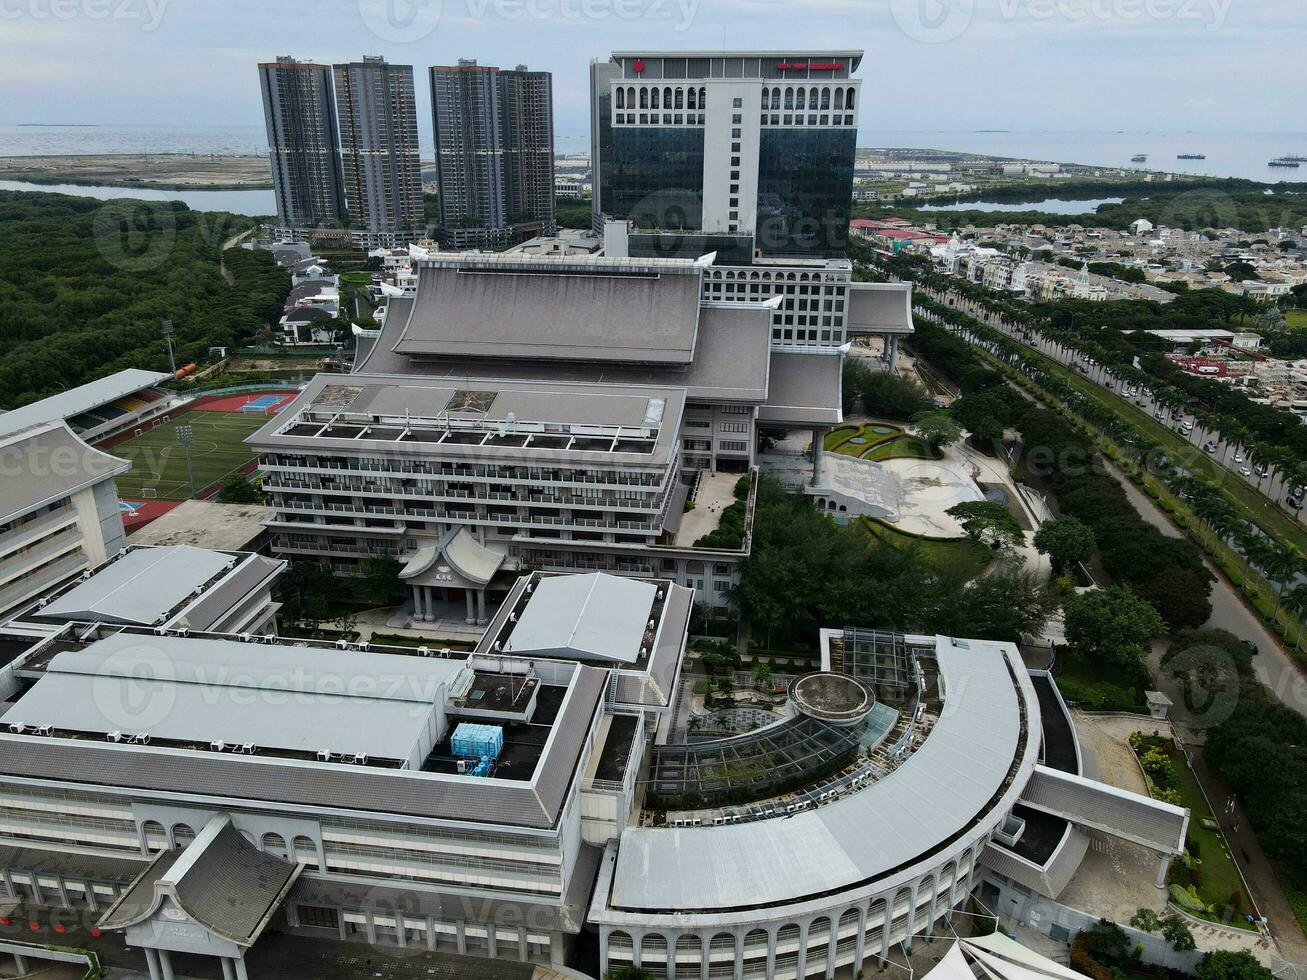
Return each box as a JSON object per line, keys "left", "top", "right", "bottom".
{"left": 762, "top": 85, "right": 856, "bottom": 112}
{"left": 614, "top": 85, "right": 707, "bottom": 110}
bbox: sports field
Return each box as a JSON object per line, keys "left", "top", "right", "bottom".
{"left": 110, "top": 409, "right": 272, "bottom": 501}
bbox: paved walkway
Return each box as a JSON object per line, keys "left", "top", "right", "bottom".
{"left": 675, "top": 472, "right": 739, "bottom": 547}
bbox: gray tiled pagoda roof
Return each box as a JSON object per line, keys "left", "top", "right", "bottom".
{"left": 392, "top": 261, "right": 702, "bottom": 364}
{"left": 99, "top": 815, "right": 301, "bottom": 946}
{"left": 847, "top": 283, "right": 915, "bottom": 335}
{"left": 0, "top": 422, "right": 130, "bottom": 524}
{"left": 359, "top": 303, "right": 773, "bottom": 405}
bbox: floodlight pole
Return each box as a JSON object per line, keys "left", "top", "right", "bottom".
{"left": 161, "top": 319, "right": 176, "bottom": 375}
{"left": 177, "top": 423, "right": 195, "bottom": 496}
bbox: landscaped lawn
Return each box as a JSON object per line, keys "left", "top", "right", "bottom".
{"left": 860, "top": 518, "right": 993, "bottom": 580}
{"left": 826, "top": 422, "right": 906, "bottom": 458}
{"left": 863, "top": 435, "right": 941, "bottom": 462}
{"left": 1132, "top": 736, "right": 1255, "bottom": 929}
{"left": 1285, "top": 309, "right": 1307, "bottom": 330}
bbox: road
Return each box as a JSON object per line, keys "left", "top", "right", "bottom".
{"left": 1104, "top": 457, "right": 1307, "bottom": 721}
{"left": 918, "top": 285, "right": 1307, "bottom": 519}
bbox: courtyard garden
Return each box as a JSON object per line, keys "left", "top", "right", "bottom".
{"left": 1129, "top": 731, "right": 1256, "bottom": 930}
{"left": 826, "top": 421, "right": 943, "bottom": 463}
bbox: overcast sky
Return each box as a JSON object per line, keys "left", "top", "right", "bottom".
{"left": 2, "top": 0, "right": 1303, "bottom": 143}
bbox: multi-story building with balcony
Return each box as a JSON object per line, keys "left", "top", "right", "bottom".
{"left": 0, "top": 422, "right": 129, "bottom": 622}
{"left": 248, "top": 252, "right": 844, "bottom": 618}
{"left": 430, "top": 61, "right": 556, "bottom": 250}
{"left": 333, "top": 56, "right": 425, "bottom": 243}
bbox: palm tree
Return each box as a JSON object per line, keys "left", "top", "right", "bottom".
{"left": 1259, "top": 542, "right": 1307, "bottom": 622}
{"left": 1285, "top": 584, "right": 1307, "bottom": 653}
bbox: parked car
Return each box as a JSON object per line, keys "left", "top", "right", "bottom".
{"left": 1240, "top": 467, "right": 1252, "bottom": 477}
{"left": 1233, "top": 453, "right": 1245, "bottom": 464}
{"left": 1204, "top": 442, "right": 1218, "bottom": 454}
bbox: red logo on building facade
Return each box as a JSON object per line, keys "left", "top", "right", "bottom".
{"left": 777, "top": 61, "right": 843, "bottom": 71}
{"left": 633, "top": 59, "right": 645, "bottom": 73}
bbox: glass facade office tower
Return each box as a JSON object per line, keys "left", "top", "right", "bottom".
{"left": 259, "top": 56, "right": 346, "bottom": 230}
{"left": 430, "top": 61, "right": 556, "bottom": 249}
{"left": 333, "top": 56, "right": 424, "bottom": 238}
{"left": 590, "top": 52, "right": 862, "bottom": 261}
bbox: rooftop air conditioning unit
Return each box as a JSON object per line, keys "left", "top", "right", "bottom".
{"left": 155, "top": 627, "right": 169, "bottom": 636}
{"left": 417, "top": 646, "right": 430, "bottom": 657}
{"left": 492, "top": 641, "right": 502, "bottom": 652}
{"left": 316, "top": 750, "right": 333, "bottom": 762}
{"left": 8, "top": 723, "right": 27, "bottom": 734}
{"left": 525, "top": 582, "right": 534, "bottom": 594}
{"left": 210, "top": 740, "right": 226, "bottom": 752}
{"left": 508, "top": 612, "right": 517, "bottom": 623}
{"left": 358, "top": 642, "right": 369, "bottom": 652}
{"left": 238, "top": 743, "right": 255, "bottom": 754}
{"left": 352, "top": 754, "right": 369, "bottom": 766}
{"left": 336, "top": 639, "right": 348, "bottom": 650}
{"left": 106, "top": 731, "right": 123, "bottom": 742}
{"left": 441, "top": 648, "right": 451, "bottom": 656}
{"left": 240, "top": 633, "right": 253, "bottom": 643}
{"left": 35, "top": 725, "right": 53, "bottom": 736}
{"left": 131, "top": 733, "right": 150, "bottom": 744}
{"left": 647, "top": 619, "right": 655, "bottom": 630}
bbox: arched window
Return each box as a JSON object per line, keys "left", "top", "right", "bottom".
{"left": 834, "top": 88, "right": 845, "bottom": 111}
{"left": 261, "top": 832, "right": 288, "bottom": 859}
{"left": 797, "top": 87, "right": 808, "bottom": 110}
{"left": 663, "top": 87, "right": 673, "bottom": 110}
{"left": 627, "top": 86, "right": 636, "bottom": 109}
{"left": 142, "top": 820, "right": 167, "bottom": 852}
{"left": 171, "top": 823, "right": 195, "bottom": 848}
{"left": 772, "top": 88, "right": 782, "bottom": 110}
{"left": 650, "top": 87, "right": 659, "bottom": 109}
{"left": 698, "top": 86, "right": 706, "bottom": 107}
{"left": 674, "top": 87, "right": 684, "bottom": 109}
{"left": 609, "top": 930, "right": 634, "bottom": 953}
{"left": 675, "top": 933, "right": 701, "bottom": 969}
{"left": 615, "top": 88, "right": 625, "bottom": 109}
{"left": 639, "top": 87, "right": 648, "bottom": 109}
{"left": 821, "top": 87, "right": 832, "bottom": 110}
{"left": 784, "top": 87, "right": 794, "bottom": 110}
{"left": 846, "top": 88, "right": 856, "bottom": 109}
{"left": 687, "top": 87, "right": 696, "bottom": 110}
{"left": 293, "top": 835, "right": 319, "bottom": 869}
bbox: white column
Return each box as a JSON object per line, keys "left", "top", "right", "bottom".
{"left": 411, "top": 586, "right": 422, "bottom": 621}
{"left": 477, "top": 590, "right": 487, "bottom": 626}
{"left": 811, "top": 428, "right": 825, "bottom": 486}
{"left": 221, "top": 957, "right": 237, "bottom": 980}
{"left": 143, "top": 948, "right": 162, "bottom": 980}
{"left": 158, "top": 949, "right": 177, "bottom": 980}
{"left": 1155, "top": 854, "right": 1173, "bottom": 890}
{"left": 234, "top": 956, "right": 251, "bottom": 980}
{"left": 465, "top": 589, "right": 476, "bottom": 625}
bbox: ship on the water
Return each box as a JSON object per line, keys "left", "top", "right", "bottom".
{"left": 1131, "top": 153, "right": 1148, "bottom": 162}
{"left": 1269, "top": 158, "right": 1301, "bottom": 168}
{"left": 1177, "top": 153, "right": 1207, "bottom": 160}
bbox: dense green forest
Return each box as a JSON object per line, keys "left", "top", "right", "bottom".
{"left": 0, "top": 191, "right": 289, "bottom": 410}
{"left": 867, "top": 179, "right": 1307, "bottom": 233}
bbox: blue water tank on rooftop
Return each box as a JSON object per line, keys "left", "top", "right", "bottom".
{"left": 451, "top": 723, "right": 504, "bottom": 761}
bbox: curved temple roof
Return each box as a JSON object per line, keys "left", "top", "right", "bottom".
{"left": 607, "top": 635, "right": 1037, "bottom": 913}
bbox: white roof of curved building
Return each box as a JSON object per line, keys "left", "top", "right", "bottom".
{"left": 608, "top": 635, "right": 1035, "bottom": 912}
{"left": 505, "top": 573, "right": 657, "bottom": 664}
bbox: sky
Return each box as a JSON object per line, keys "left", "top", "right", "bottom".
{"left": 1, "top": 0, "right": 1304, "bottom": 145}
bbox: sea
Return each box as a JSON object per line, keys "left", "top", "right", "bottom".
{"left": 0, "top": 125, "right": 1303, "bottom": 217}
